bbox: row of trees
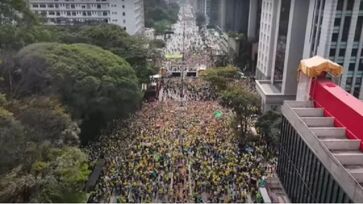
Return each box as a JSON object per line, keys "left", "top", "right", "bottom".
{"left": 0, "top": 0, "right": 157, "bottom": 202}
{"left": 144, "top": 0, "right": 180, "bottom": 34}
{"left": 201, "top": 66, "right": 282, "bottom": 151}
{"left": 201, "top": 66, "right": 260, "bottom": 143}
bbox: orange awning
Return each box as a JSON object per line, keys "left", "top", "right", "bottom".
{"left": 298, "top": 56, "right": 344, "bottom": 78}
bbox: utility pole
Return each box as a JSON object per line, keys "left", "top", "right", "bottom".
{"left": 180, "top": 4, "right": 186, "bottom": 107}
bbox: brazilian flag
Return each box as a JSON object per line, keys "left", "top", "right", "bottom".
{"left": 214, "top": 111, "right": 223, "bottom": 119}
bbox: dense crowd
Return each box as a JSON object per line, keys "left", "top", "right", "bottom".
{"left": 86, "top": 2, "right": 275, "bottom": 203}
{"left": 86, "top": 78, "right": 276, "bottom": 203}
{"left": 161, "top": 78, "right": 218, "bottom": 102}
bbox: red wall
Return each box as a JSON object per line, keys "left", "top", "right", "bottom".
{"left": 310, "top": 79, "right": 363, "bottom": 149}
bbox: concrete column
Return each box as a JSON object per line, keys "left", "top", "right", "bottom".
{"left": 248, "top": 0, "right": 258, "bottom": 41}
{"left": 281, "top": 0, "right": 310, "bottom": 95}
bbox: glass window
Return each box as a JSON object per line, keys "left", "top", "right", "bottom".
{"left": 346, "top": 77, "right": 353, "bottom": 85}
{"left": 342, "top": 16, "right": 352, "bottom": 42}
{"left": 356, "top": 77, "right": 362, "bottom": 85}
{"left": 359, "top": 60, "right": 363, "bottom": 70}
{"left": 339, "top": 48, "right": 346, "bottom": 56}
{"left": 352, "top": 48, "right": 358, "bottom": 56}
{"left": 355, "top": 16, "right": 363, "bottom": 41}
{"left": 329, "top": 48, "right": 336, "bottom": 56}
{"left": 349, "top": 63, "right": 356, "bottom": 71}
{"left": 334, "top": 18, "right": 341, "bottom": 26}
{"left": 360, "top": 0, "right": 363, "bottom": 10}
{"left": 347, "top": 0, "right": 354, "bottom": 10}
{"left": 332, "top": 33, "right": 339, "bottom": 42}
{"left": 337, "top": 0, "right": 344, "bottom": 10}
{"left": 354, "top": 87, "right": 361, "bottom": 97}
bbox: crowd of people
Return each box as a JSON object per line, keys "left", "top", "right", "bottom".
{"left": 161, "top": 78, "right": 218, "bottom": 102}
{"left": 163, "top": 3, "right": 227, "bottom": 74}
{"left": 86, "top": 77, "right": 276, "bottom": 203}
{"left": 86, "top": 2, "right": 276, "bottom": 203}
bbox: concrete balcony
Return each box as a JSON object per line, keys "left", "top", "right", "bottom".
{"left": 282, "top": 100, "right": 363, "bottom": 202}
{"left": 255, "top": 80, "right": 296, "bottom": 112}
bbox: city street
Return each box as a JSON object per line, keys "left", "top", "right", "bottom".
{"left": 86, "top": 2, "right": 274, "bottom": 203}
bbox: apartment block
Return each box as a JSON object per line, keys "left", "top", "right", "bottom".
{"left": 27, "top": 0, "right": 145, "bottom": 35}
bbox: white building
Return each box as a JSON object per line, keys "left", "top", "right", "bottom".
{"left": 27, "top": 0, "right": 145, "bottom": 35}
{"left": 303, "top": 0, "right": 363, "bottom": 99}
{"left": 255, "top": 0, "right": 310, "bottom": 112}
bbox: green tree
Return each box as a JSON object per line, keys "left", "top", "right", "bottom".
{"left": 12, "top": 43, "right": 141, "bottom": 143}
{"left": 0, "top": 0, "right": 37, "bottom": 26}
{"left": 30, "top": 147, "right": 91, "bottom": 203}
{"left": 8, "top": 97, "right": 80, "bottom": 146}
{"left": 49, "top": 24, "right": 156, "bottom": 83}
{"left": 144, "top": 0, "right": 179, "bottom": 32}
{"left": 150, "top": 39, "right": 166, "bottom": 49}
{"left": 201, "top": 66, "right": 239, "bottom": 91}
{"left": 256, "top": 111, "right": 282, "bottom": 152}
{"left": 0, "top": 93, "right": 27, "bottom": 174}
{"left": 220, "top": 84, "right": 260, "bottom": 142}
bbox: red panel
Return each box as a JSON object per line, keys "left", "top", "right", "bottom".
{"left": 310, "top": 79, "right": 363, "bottom": 149}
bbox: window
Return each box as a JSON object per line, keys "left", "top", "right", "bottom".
{"left": 337, "top": 0, "right": 344, "bottom": 10}
{"left": 360, "top": 0, "right": 363, "bottom": 10}
{"left": 347, "top": 0, "right": 354, "bottom": 10}
{"left": 339, "top": 49, "right": 346, "bottom": 56}
{"left": 71, "top": 4, "right": 75, "bottom": 9}
{"left": 332, "top": 33, "right": 339, "bottom": 42}
{"left": 349, "top": 63, "right": 356, "bottom": 71}
{"left": 355, "top": 16, "right": 363, "bottom": 41}
{"left": 353, "top": 87, "right": 361, "bottom": 97}
{"left": 342, "top": 16, "right": 351, "bottom": 42}
{"left": 122, "top": 12, "right": 126, "bottom": 16}
{"left": 103, "top": 11, "right": 108, "bottom": 16}
{"left": 329, "top": 49, "right": 336, "bottom": 56}
{"left": 359, "top": 59, "right": 363, "bottom": 70}
{"left": 356, "top": 77, "right": 362, "bottom": 85}
{"left": 122, "top": 5, "right": 125, "bottom": 8}
{"left": 334, "top": 18, "right": 341, "bottom": 27}
{"left": 97, "top": 4, "right": 101, "bottom": 9}
{"left": 32, "top": 4, "right": 39, "bottom": 8}
{"left": 346, "top": 77, "right": 353, "bottom": 85}
{"left": 39, "top": 4, "right": 46, "bottom": 8}
{"left": 352, "top": 48, "right": 358, "bottom": 56}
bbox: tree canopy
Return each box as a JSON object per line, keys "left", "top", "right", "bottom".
{"left": 144, "top": 0, "right": 180, "bottom": 34}
{"left": 12, "top": 43, "right": 141, "bottom": 142}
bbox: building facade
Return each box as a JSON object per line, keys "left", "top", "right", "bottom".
{"left": 303, "top": 0, "right": 363, "bottom": 99}
{"left": 255, "top": 0, "right": 310, "bottom": 112}
{"left": 278, "top": 62, "right": 363, "bottom": 202}
{"left": 27, "top": 0, "right": 145, "bottom": 35}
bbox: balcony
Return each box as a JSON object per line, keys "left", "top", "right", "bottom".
{"left": 255, "top": 80, "right": 296, "bottom": 111}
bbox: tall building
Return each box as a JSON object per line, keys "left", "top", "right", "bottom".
{"left": 27, "top": 0, "right": 145, "bottom": 35}
{"left": 205, "top": 0, "right": 250, "bottom": 34}
{"left": 224, "top": 0, "right": 250, "bottom": 33}
{"left": 255, "top": 0, "right": 310, "bottom": 111}
{"left": 303, "top": 0, "right": 363, "bottom": 99}
{"left": 278, "top": 57, "right": 363, "bottom": 202}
